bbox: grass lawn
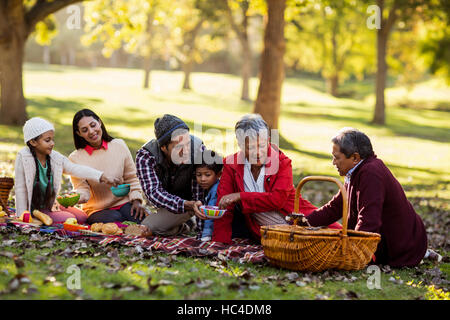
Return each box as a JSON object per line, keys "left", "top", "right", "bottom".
{"left": 0, "top": 63, "right": 449, "bottom": 300}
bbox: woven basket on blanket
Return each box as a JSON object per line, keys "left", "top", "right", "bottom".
{"left": 0, "top": 177, "right": 14, "bottom": 214}
{"left": 261, "top": 176, "right": 381, "bottom": 272}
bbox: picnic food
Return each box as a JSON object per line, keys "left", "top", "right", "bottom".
{"left": 56, "top": 192, "right": 80, "bottom": 207}
{"left": 19, "top": 211, "right": 33, "bottom": 223}
{"left": 102, "top": 223, "right": 119, "bottom": 235}
{"left": 124, "top": 224, "right": 152, "bottom": 237}
{"left": 90, "top": 222, "right": 104, "bottom": 233}
{"left": 65, "top": 217, "right": 78, "bottom": 225}
{"left": 33, "top": 209, "right": 53, "bottom": 226}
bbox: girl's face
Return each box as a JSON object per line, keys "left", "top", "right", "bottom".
{"left": 29, "top": 130, "right": 55, "bottom": 156}
{"left": 195, "top": 167, "right": 219, "bottom": 191}
{"left": 76, "top": 116, "right": 103, "bottom": 148}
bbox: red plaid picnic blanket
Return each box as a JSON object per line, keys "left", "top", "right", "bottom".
{"left": 3, "top": 221, "right": 267, "bottom": 264}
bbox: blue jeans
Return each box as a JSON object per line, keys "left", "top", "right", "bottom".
{"left": 86, "top": 202, "right": 143, "bottom": 224}
{"left": 201, "top": 219, "right": 214, "bottom": 238}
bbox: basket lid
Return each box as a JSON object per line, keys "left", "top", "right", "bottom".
{"left": 261, "top": 224, "right": 380, "bottom": 238}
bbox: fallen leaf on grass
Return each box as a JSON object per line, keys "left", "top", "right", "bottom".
{"left": 196, "top": 279, "right": 214, "bottom": 289}
{"left": 285, "top": 272, "right": 299, "bottom": 282}
{"left": 147, "top": 276, "right": 159, "bottom": 294}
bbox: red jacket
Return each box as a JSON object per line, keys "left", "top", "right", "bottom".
{"left": 306, "top": 155, "right": 428, "bottom": 267}
{"left": 212, "top": 145, "right": 340, "bottom": 244}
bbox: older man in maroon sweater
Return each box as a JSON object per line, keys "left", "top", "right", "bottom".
{"left": 305, "top": 128, "right": 429, "bottom": 267}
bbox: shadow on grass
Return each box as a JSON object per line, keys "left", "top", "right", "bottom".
{"left": 282, "top": 107, "right": 450, "bottom": 143}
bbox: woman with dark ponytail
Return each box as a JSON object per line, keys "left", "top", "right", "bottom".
{"left": 14, "top": 117, "right": 118, "bottom": 223}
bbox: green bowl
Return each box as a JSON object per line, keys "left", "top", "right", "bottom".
{"left": 56, "top": 193, "right": 80, "bottom": 207}
{"left": 111, "top": 184, "right": 130, "bottom": 197}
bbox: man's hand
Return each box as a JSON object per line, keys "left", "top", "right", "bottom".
{"left": 130, "top": 200, "right": 148, "bottom": 221}
{"left": 218, "top": 192, "right": 241, "bottom": 209}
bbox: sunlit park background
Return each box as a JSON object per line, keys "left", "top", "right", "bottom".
{"left": 0, "top": 0, "right": 449, "bottom": 300}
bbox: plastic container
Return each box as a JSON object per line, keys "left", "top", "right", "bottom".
{"left": 111, "top": 184, "right": 130, "bottom": 197}
{"left": 199, "top": 205, "right": 226, "bottom": 219}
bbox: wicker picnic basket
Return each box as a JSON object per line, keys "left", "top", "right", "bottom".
{"left": 0, "top": 177, "right": 14, "bottom": 214}
{"left": 261, "top": 176, "right": 381, "bottom": 272}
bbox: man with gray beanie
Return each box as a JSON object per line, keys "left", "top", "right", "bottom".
{"left": 135, "top": 114, "right": 206, "bottom": 237}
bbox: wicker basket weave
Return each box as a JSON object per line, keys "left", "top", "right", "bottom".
{"left": 261, "top": 176, "right": 381, "bottom": 272}
{"left": 0, "top": 177, "right": 14, "bottom": 214}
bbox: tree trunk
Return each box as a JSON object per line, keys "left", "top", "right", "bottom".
{"left": 373, "top": 28, "right": 388, "bottom": 124}
{"left": 253, "top": 0, "right": 286, "bottom": 130}
{"left": 0, "top": 38, "right": 27, "bottom": 125}
{"left": 327, "top": 74, "right": 339, "bottom": 97}
{"left": 328, "top": 18, "right": 339, "bottom": 97}
{"left": 241, "top": 40, "right": 251, "bottom": 101}
{"left": 224, "top": 0, "right": 252, "bottom": 101}
{"left": 372, "top": 0, "right": 398, "bottom": 125}
{"left": 182, "top": 60, "right": 193, "bottom": 90}
{"left": 143, "top": 55, "right": 152, "bottom": 89}
{"left": 142, "top": 10, "right": 155, "bottom": 89}
{"left": 180, "top": 19, "right": 204, "bottom": 91}
{"left": 0, "top": 2, "right": 27, "bottom": 125}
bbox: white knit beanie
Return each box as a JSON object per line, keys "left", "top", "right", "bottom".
{"left": 23, "top": 117, "right": 55, "bottom": 143}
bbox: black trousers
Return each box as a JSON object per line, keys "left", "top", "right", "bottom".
{"left": 231, "top": 204, "right": 252, "bottom": 240}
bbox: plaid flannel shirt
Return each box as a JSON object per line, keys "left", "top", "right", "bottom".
{"left": 135, "top": 147, "right": 205, "bottom": 239}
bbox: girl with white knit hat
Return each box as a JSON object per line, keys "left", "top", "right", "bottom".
{"left": 14, "top": 117, "right": 119, "bottom": 224}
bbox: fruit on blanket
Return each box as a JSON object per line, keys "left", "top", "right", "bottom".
{"left": 102, "top": 223, "right": 119, "bottom": 235}
{"left": 90, "top": 223, "right": 104, "bottom": 233}
{"left": 65, "top": 217, "right": 78, "bottom": 225}
{"left": 124, "top": 224, "right": 152, "bottom": 237}
{"left": 33, "top": 210, "right": 53, "bottom": 226}
{"left": 19, "top": 211, "right": 33, "bottom": 223}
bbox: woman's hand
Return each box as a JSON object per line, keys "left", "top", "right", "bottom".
{"left": 218, "top": 192, "right": 241, "bottom": 209}
{"left": 99, "top": 174, "right": 121, "bottom": 186}
{"left": 130, "top": 200, "right": 148, "bottom": 221}
{"left": 78, "top": 193, "right": 89, "bottom": 204}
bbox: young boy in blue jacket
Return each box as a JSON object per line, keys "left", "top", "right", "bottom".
{"left": 195, "top": 151, "right": 223, "bottom": 241}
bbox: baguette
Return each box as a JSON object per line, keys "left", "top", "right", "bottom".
{"left": 33, "top": 210, "right": 53, "bottom": 226}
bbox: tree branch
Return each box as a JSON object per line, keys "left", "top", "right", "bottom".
{"left": 383, "top": 0, "right": 400, "bottom": 37}
{"left": 25, "top": 0, "right": 84, "bottom": 36}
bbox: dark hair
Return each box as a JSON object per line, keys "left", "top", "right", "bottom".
{"left": 72, "top": 109, "right": 114, "bottom": 149}
{"left": 194, "top": 150, "right": 223, "bottom": 174}
{"left": 27, "top": 139, "right": 55, "bottom": 211}
{"left": 332, "top": 128, "right": 374, "bottom": 159}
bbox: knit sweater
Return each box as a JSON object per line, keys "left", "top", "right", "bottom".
{"left": 68, "top": 139, "right": 144, "bottom": 216}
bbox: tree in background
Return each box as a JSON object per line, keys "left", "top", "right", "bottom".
{"left": 0, "top": 0, "right": 84, "bottom": 125}
{"left": 372, "top": 0, "right": 448, "bottom": 124}
{"left": 286, "top": 0, "right": 375, "bottom": 97}
{"left": 419, "top": 1, "right": 450, "bottom": 84}
{"left": 221, "top": 0, "right": 261, "bottom": 101}
{"left": 82, "top": 0, "right": 166, "bottom": 89}
{"left": 253, "top": 0, "right": 286, "bottom": 130}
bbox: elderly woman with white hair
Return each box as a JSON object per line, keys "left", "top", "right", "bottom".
{"left": 212, "top": 114, "right": 341, "bottom": 244}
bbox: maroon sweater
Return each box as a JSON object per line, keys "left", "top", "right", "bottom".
{"left": 306, "top": 155, "right": 427, "bottom": 267}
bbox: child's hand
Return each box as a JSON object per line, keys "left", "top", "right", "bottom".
{"left": 192, "top": 200, "right": 206, "bottom": 220}
{"left": 100, "top": 174, "right": 121, "bottom": 186}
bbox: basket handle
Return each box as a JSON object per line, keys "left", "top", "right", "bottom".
{"left": 294, "top": 175, "right": 348, "bottom": 236}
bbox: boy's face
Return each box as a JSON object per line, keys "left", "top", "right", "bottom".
{"left": 195, "top": 167, "right": 219, "bottom": 190}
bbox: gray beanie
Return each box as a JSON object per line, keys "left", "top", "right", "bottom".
{"left": 154, "top": 114, "right": 189, "bottom": 146}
